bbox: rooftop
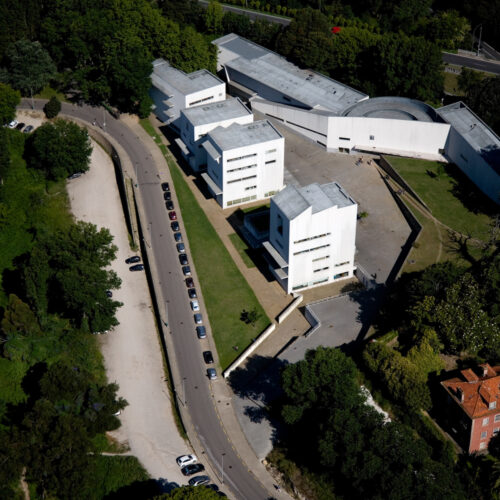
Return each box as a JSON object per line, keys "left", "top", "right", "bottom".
{"left": 151, "top": 58, "right": 224, "bottom": 96}
{"left": 343, "top": 96, "right": 443, "bottom": 123}
{"left": 437, "top": 101, "right": 500, "bottom": 173}
{"left": 273, "top": 182, "right": 355, "bottom": 220}
{"left": 209, "top": 120, "right": 282, "bottom": 151}
{"left": 182, "top": 97, "right": 252, "bottom": 126}
{"left": 213, "top": 34, "right": 367, "bottom": 114}
{"left": 441, "top": 363, "right": 500, "bottom": 419}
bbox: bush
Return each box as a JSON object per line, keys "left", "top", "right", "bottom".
{"left": 43, "top": 96, "right": 61, "bottom": 118}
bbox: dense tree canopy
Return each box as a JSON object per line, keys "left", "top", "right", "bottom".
{"left": 0, "top": 82, "right": 20, "bottom": 125}
{"left": 25, "top": 119, "right": 92, "bottom": 180}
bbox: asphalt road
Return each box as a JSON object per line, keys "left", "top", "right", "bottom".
{"left": 442, "top": 52, "right": 500, "bottom": 74}
{"left": 19, "top": 99, "right": 270, "bottom": 499}
{"left": 198, "top": 0, "right": 291, "bottom": 25}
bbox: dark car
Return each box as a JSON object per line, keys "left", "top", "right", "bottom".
{"left": 182, "top": 265, "right": 191, "bottom": 276}
{"left": 166, "top": 200, "right": 174, "bottom": 210}
{"left": 174, "top": 232, "right": 183, "bottom": 242}
{"left": 125, "top": 256, "right": 141, "bottom": 264}
{"left": 129, "top": 264, "right": 144, "bottom": 271}
{"left": 181, "top": 463, "right": 205, "bottom": 476}
{"left": 15, "top": 122, "right": 25, "bottom": 130}
{"left": 168, "top": 211, "right": 177, "bottom": 220}
{"left": 185, "top": 277, "right": 194, "bottom": 288}
{"left": 203, "top": 351, "right": 214, "bottom": 364}
{"left": 171, "top": 221, "right": 180, "bottom": 231}
{"left": 188, "top": 288, "right": 197, "bottom": 299}
{"left": 176, "top": 243, "right": 185, "bottom": 253}
{"left": 196, "top": 325, "right": 206, "bottom": 339}
{"left": 207, "top": 368, "right": 217, "bottom": 380}
{"left": 163, "top": 191, "right": 171, "bottom": 201}
{"left": 161, "top": 182, "right": 170, "bottom": 192}
{"left": 23, "top": 125, "right": 34, "bottom": 133}
{"left": 188, "top": 476, "right": 210, "bottom": 487}
{"left": 179, "top": 254, "right": 189, "bottom": 266}
{"left": 106, "top": 290, "right": 113, "bottom": 298}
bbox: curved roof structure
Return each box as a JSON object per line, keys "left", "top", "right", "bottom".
{"left": 342, "top": 96, "right": 442, "bottom": 123}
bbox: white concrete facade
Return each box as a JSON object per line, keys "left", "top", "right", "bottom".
{"left": 203, "top": 120, "right": 285, "bottom": 208}
{"left": 150, "top": 59, "right": 225, "bottom": 128}
{"left": 265, "top": 183, "right": 357, "bottom": 294}
{"left": 178, "top": 98, "right": 253, "bottom": 171}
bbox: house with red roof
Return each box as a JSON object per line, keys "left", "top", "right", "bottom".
{"left": 441, "top": 363, "right": 500, "bottom": 453}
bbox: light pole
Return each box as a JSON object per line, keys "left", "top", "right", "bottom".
{"left": 102, "top": 106, "right": 107, "bottom": 129}
{"left": 472, "top": 24, "right": 483, "bottom": 55}
{"left": 221, "top": 453, "right": 226, "bottom": 484}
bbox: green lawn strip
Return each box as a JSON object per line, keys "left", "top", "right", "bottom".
{"left": 229, "top": 233, "right": 255, "bottom": 268}
{"left": 34, "top": 85, "right": 67, "bottom": 102}
{"left": 387, "top": 156, "right": 493, "bottom": 241}
{"left": 140, "top": 120, "right": 270, "bottom": 368}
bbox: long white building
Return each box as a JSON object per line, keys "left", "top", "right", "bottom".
{"left": 176, "top": 97, "right": 253, "bottom": 171}
{"left": 150, "top": 59, "right": 225, "bottom": 128}
{"left": 264, "top": 182, "right": 357, "bottom": 294}
{"left": 202, "top": 119, "right": 284, "bottom": 208}
{"left": 213, "top": 34, "right": 500, "bottom": 205}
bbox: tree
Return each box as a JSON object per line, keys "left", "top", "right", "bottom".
{"left": 457, "top": 67, "right": 482, "bottom": 96}
{"left": 155, "top": 485, "right": 222, "bottom": 498}
{"left": 3, "top": 39, "right": 56, "bottom": 100}
{"left": 422, "top": 10, "right": 470, "bottom": 50}
{"left": 0, "top": 82, "right": 20, "bottom": 125}
{"left": 43, "top": 95, "right": 61, "bottom": 118}
{"left": 466, "top": 75, "right": 500, "bottom": 135}
{"left": 205, "top": 1, "right": 224, "bottom": 34}
{"left": 25, "top": 119, "right": 92, "bottom": 180}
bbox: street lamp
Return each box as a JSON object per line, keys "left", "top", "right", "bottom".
{"left": 472, "top": 24, "right": 483, "bottom": 56}
{"left": 221, "top": 453, "right": 226, "bottom": 484}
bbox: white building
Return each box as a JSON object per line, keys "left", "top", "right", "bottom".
{"left": 150, "top": 58, "right": 225, "bottom": 128}
{"left": 176, "top": 97, "right": 253, "bottom": 171}
{"left": 202, "top": 119, "right": 284, "bottom": 208}
{"left": 213, "top": 34, "right": 500, "bottom": 205}
{"left": 264, "top": 182, "right": 357, "bottom": 294}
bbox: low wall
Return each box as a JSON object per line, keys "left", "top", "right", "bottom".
{"left": 304, "top": 305, "right": 321, "bottom": 338}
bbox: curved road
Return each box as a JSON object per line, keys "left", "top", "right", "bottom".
{"left": 20, "top": 100, "right": 270, "bottom": 499}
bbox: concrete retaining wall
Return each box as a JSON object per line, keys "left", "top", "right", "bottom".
{"left": 277, "top": 295, "right": 303, "bottom": 324}
{"left": 304, "top": 305, "right": 321, "bottom": 338}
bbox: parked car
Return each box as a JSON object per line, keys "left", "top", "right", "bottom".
{"left": 176, "top": 243, "right": 185, "bottom": 253}
{"left": 161, "top": 182, "right": 170, "bottom": 192}
{"left": 188, "top": 476, "right": 210, "bottom": 487}
{"left": 185, "top": 277, "right": 194, "bottom": 288}
{"left": 181, "top": 463, "right": 205, "bottom": 476}
{"left": 190, "top": 300, "right": 199, "bottom": 311}
{"left": 171, "top": 221, "right": 180, "bottom": 231}
{"left": 174, "top": 232, "right": 183, "bottom": 242}
{"left": 166, "top": 200, "right": 174, "bottom": 210}
{"left": 23, "top": 125, "right": 34, "bottom": 133}
{"left": 8, "top": 120, "right": 18, "bottom": 129}
{"left": 207, "top": 368, "right": 217, "bottom": 380}
{"left": 125, "top": 256, "right": 141, "bottom": 264}
{"left": 168, "top": 211, "right": 177, "bottom": 221}
{"left": 163, "top": 191, "right": 171, "bottom": 201}
{"left": 176, "top": 454, "right": 198, "bottom": 467}
{"left": 194, "top": 313, "right": 203, "bottom": 325}
{"left": 196, "top": 325, "right": 206, "bottom": 338}
{"left": 203, "top": 351, "right": 214, "bottom": 364}
{"left": 68, "top": 172, "right": 83, "bottom": 179}
{"left": 105, "top": 290, "right": 113, "bottom": 298}
{"left": 188, "top": 288, "right": 197, "bottom": 299}
{"left": 182, "top": 265, "right": 191, "bottom": 276}
{"left": 179, "top": 254, "right": 189, "bottom": 266}
{"left": 129, "top": 264, "right": 144, "bottom": 271}
{"left": 15, "top": 122, "right": 25, "bottom": 130}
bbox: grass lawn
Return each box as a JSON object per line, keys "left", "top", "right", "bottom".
{"left": 229, "top": 233, "right": 255, "bottom": 268}
{"left": 443, "top": 71, "right": 463, "bottom": 95}
{"left": 140, "top": 119, "right": 270, "bottom": 369}
{"left": 34, "top": 85, "right": 67, "bottom": 102}
{"left": 387, "top": 156, "right": 495, "bottom": 242}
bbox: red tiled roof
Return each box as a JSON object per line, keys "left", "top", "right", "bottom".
{"left": 441, "top": 364, "right": 500, "bottom": 419}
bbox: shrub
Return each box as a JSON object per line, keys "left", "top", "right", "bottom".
{"left": 43, "top": 96, "right": 61, "bottom": 118}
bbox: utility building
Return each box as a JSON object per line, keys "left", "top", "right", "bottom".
{"left": 264, "top": 182, "right": 357, "bottom": 294}
{"left": 202, "top": 120, "right": 284, "bottom": 208}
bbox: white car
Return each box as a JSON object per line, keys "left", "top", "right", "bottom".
{"left": 8, "top": 120, "right": 18, "bottom": 129}
{"left": 176, "top": 454, "right": 198, "bottom": 467}
{"left": 190, "top": 300, "right": 200, "bottom": 312}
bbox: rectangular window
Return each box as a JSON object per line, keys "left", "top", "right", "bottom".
{"left": 313, "top": 267, "right": 330, "bottom": 273}
{"left": 188, "top": 95, "right": 214, "bottom": 106}
{"left": 494, "top": 428, "right": 500, "bottom": 435}
{"left": 483, "top": 417, "right": 490, "bottom": 426}
{"left": 335, "top": 261, "right": 350, "bottom": 267}
{"left": 293, "top": 233, "right": 331, "bottom": 244}
{"left": 293, "top": 244, "right": 331, "bottom": 256}
{"left": 227, "top": 153, "right": 257, "bottom": 163}
{"left": 244, "top": 185, "right": 257, "bottom": 191}
{"left": 495, "top": 414, "right": 500, "bottom": 422}
{"left": 265, "top": 160, "right": 276, "bottom": 165}
{"left": 339, "top": 137, "right": 351, "bottom": 141}
{"left": 370, "top": 135, "right": 375, "bottom": 140}
{"left": 334, "top": 271, "right": 349, "bottom": 280}
{"left": 292, "top": 284, "right": 307, "bottom": 290}
{"left": 266, "top": 149, "right": 276, "bottom": 154}
{"left": 227, "top": 164, "right": 257, "bottom": 173}
{"left": 481, "top": 431, "right": 487, "bottom": 439}
{"left": 277, "top": 214, "right": 283, "bottom": 236}
{"left": 312, "top": 256, "right": 329, "bottom": 262}
{"left": 227, "top": 174, "right": 257, "bottom": 184}
{"left": 490, "top": 402, "right": 497, "bottom": 410}
{"left": 480, "top": 441, "right": 487, "bottom": 450}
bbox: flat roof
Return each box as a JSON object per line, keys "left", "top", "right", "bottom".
{"left": 213, "top": 34, "right": 367, "bottom": 114}
{"left": 182, "top": 97, "right": 252, "bottom": 126}
{"left": 273, "top": 182, "right": 355, "bottom": 220}
{"left": 209, "top": 119, "right": 282, "bottom": 151}
{"left": 151, "top": 58, "right": 223, "bottom": 96}
{"left": 437, "top": 101, "right": 500, "bottom": 172}
{"left": 343, "top": 96, "right": 443, "bottom": 122}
